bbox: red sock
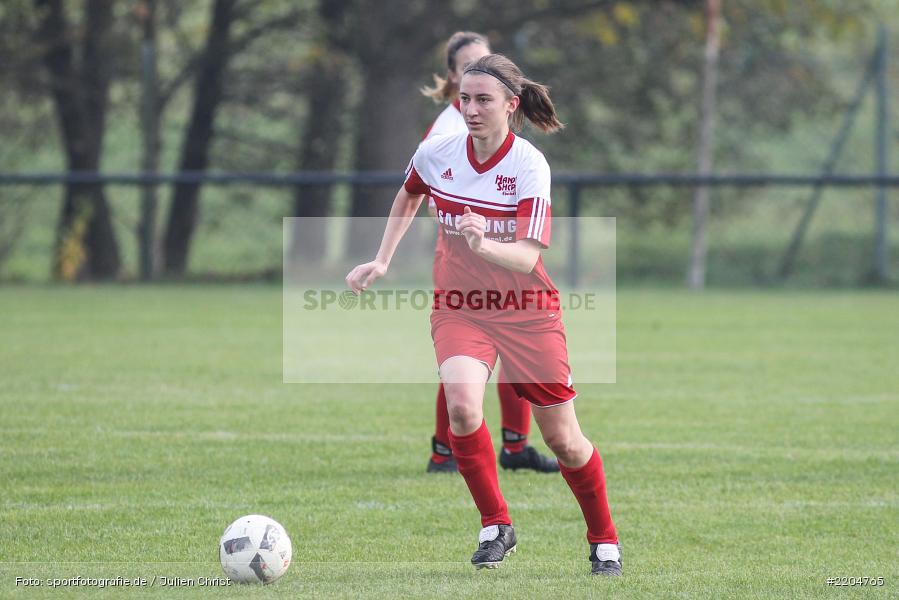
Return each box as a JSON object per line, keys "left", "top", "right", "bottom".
{"left": 559, "top": 447, "right": 617, "bottom": 544}
{"left": 448, "top": 421, "right": 511, "bottom": 527}
{"left": 497, "top": 370, "right": 530, "bottom": 453}
{"left": 431, "top": 385, "right": 452, "bottom": 464}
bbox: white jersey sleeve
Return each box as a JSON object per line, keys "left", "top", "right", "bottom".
{"left": 515, "top": 149, "right": 551, "bottom": 203}
{"left": 404, "top": 134, "right": 457, "bottom": 195}
{"left": 423, "top": 103, "right": 466, "bottom": 208}
{"left": 425, "top": 102, "right": 467, "bottom": 140}
{"left": 404, "top": 141, "right": 432, "bottom": 196}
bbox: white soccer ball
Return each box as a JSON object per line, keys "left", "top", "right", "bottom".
{"left": 219, "top": 515, "right": 292, "bottom": 584}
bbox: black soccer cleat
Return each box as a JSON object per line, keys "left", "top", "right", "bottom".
{"left": 471, "top": 524, "right": 517, "bottom": 569}
{"left": 590, "top": 542, "right": 622, "bottom": 576}
{"left": 499, "top": 445, "right": 560, "bottom": 473}
{"left": 426, "top": 436, "right": 458, "bottom": 473}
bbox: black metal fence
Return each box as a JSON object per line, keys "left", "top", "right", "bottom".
{"left": 0, "top": 171, "right": 894, "bottom": 286}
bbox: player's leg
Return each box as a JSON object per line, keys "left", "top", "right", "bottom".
{"left": 432, "top": 313, "right": 517, "bottom": 567}
{"left": 441, "top": 355, "right": 489, "bottom": 433}
{"left": 441, "top": 356, "right": 506, "bottom": 521}
{"left": 497, "top": 364, "right": 529, "bottom": 452}
{"left": 496, "top": 321, "right": 620, "bottom": 575}
{"left": 531, "top": 402, "right": 621, "bottom": 576}
{"left": 497, "top": 364, "right": 559, "bottom": 473}
{"left": 427, "top": 239, "right": 456, "bottom": 473}
{"left": 426, "top": 384, "right": 457, "bottom": 473}
{"left": 441, "top": 356, "right": 517, "bottom": 568}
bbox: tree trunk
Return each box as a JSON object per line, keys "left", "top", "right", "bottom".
{"left": 326, "top": 0, "right": 447, "bottom": 259}
{"left": 138, "top": 0, "right": 160, "bottom": 281}
{"left": 290, "top": 52, "right": 348, "bottom": 263}
{"left": 37, "top": 0, "right": 120, "bottom": 281}
{"left": 346, "top": 67, "right": 423, "bottom": 258}
{"left": 162, "top": 0, "right": 236, "bottom": 276}
{"left": 687, "top": 0, "right": 722, "bottom": 290}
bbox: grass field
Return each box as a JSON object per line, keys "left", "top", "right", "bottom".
{"left": 0, "top": 285, "right": 896, "bottom": 599}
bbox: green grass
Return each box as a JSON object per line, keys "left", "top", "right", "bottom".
{"left": 0, "top": 286, "right": 896, "bottom": 598}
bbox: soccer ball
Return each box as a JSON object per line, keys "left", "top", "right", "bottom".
{"left": 219, "top": 515, "right": 292, "bottom": 584}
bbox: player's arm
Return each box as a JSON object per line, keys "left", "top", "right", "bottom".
{"left": 345, "top": 186, "right": 424, "bottom": 293}
{"left": 458, "top": 207, "right": 541, "bottom": 273}
{"left": 374, "top": 186, "right": 425, "bottom": 266}
{"left": 472, "top": 237, "right": 541, "bottom": 273}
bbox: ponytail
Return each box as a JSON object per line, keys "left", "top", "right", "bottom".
{"left": 464, "top": 54, "right": 564, "bottom": 134}
{"left": 515, "top": 80, "right": 564, "bottom": 133}
{"left": 421, "top": 74, "right": 456, "bottom": 103}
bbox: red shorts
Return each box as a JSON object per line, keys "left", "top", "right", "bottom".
{"left": 431, "top": 310, "right": 576, "bottom": 408}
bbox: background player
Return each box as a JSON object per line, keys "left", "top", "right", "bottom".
{"left": 420, "top": 31, "right": 557, "bottom": 475}
{"left": 347, "top": 54, "right": 621, "bottom": 576}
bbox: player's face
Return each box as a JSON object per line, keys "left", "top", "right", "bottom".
{"left": 459, "top": 74, "right": 519, "bottom": 139}
{"left": 448, "top": 42, "right": 490, "bottom": 86}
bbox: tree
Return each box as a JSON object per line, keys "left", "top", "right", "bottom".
{"left": 161, "top": 0, "right": 237, "bottom": 276}
{"left": 136, "top": 0, "right": 160, "bottom": 281}
{"left": 34, "top": 0, "right": 121, "bottom": 280}
{"left": 688, "top": 0, "right": 722, "bottom": 290}
{"left": 342, "top": 0, "right": 456, "bottom": 257}
{"left": 161, "top": 0, "right": 306, "bottom": 277}
{"left": 290, "top": 0, "right": 352, "bottom": 263}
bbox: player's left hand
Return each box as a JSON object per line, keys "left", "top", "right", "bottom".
{"left": 458, "top": 206, "right": 486, "bottom": 252}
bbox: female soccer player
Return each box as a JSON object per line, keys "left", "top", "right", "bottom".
{"left": 420, "top": 32, "right": 557, "bottom": 475}
{"left": 346, "top": 54, "right": 621, "bottom": 576}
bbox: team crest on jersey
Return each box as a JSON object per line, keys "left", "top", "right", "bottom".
{"left": 441, "top": 168, "right": 453, "bottom": 181}
{"left": 495, "top": 175, "right": 516, "bottom": 196}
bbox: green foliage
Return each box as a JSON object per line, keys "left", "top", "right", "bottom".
{"left": 506, "top": 1, "right": 881, "bottom": 228}
{"left": 1, "top": 0, "right": 898, "bottom": 283}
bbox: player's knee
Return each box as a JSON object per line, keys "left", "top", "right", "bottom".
{"left": 542, "top": 431, "right": 579, "bottom": 463}
{"left": 444, "top": 384, "right": 476, "bottom": 407}
{"left": 446, "top": 402, "right": 481, "bottom": 431}
{"left": 444, "top": 384, "right": 484, "bottom": 430}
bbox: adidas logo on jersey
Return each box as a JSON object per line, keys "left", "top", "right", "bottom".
{"left": 441, "top": 168, "right": 453, "bottom": 181}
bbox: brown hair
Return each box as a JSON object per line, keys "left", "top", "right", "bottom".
{"left": 421, "top": 31, "right": 489, "bottom": 102}
{"left": 463, "top": 54, "right": 564, "bottom": 133}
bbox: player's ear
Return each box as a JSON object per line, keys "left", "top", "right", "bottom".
{"left": 507, "top": 95, "right": 520, "bottom": 116}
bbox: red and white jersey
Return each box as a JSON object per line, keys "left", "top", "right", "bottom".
{"left": 424, "top": 99, "right": 467, "bottom": 140}
{"left": 404, "top": 130, "right": 558, "bottom": 323}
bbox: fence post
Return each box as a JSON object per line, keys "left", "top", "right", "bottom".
{"left": 568, "top": 183, "right": 581, "bottom": 288}
{"left": 873, "top": 25, "right": 890, "bottom": 283}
